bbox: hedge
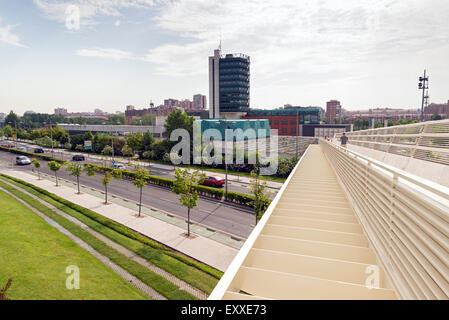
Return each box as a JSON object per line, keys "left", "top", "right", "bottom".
{"left": 83, "top": 163, "right": 269, "bottom": 208}
{"left": 0, "top": 146, "right": 64, "bottom": 163}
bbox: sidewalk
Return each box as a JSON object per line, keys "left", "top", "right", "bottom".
{"left": 0, "top": 169, "right": 239, "bottom": 272}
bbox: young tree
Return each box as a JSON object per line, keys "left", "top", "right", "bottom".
{"left": 47, "top": 161, "right": 62, "bottom": 186}
{"left": 31, "top": 158, "right": 41, "bottom": 180}
{"left": 126, "top": 132, "right": 144, "bottom": 152}
{"left": 172, "top": 168, "right": 206, "bottom": 237}
{"left": 121, "top": 144, "right": 134, "bottom": 164}
{"left": 132, "top": 167, "right": 149, "bottom": 217}
{"left": 249, "top": 170, "right": 271, "bottom": 225}
{"left": 142, "top": 130, "right": 155, "bottom": 151}
{"left": 65, "top": 161, "right": 83, "bottom": 194}
{"left": 101, "top": 169, "right": 122, "bottom": 204}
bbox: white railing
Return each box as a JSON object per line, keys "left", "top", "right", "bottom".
{"left": 335, "top": 120, "right": 449, "bottom": 166}
{"left": 321, "top": 139, "right": 449, "bottom": 299}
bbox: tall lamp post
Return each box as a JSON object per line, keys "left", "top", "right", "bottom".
{"left": 110, "top": 122, "right": 120, "bottom": 167}
{"left": 418, "top": 70, "right": 429, "bottom": 122}
{"left": 218, "top": 119, "right": 236, "bottom": 201}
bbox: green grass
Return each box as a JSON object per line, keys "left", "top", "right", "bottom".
{"left": 0, "top": 190, "right": 148, "bottom": 300}
{"left": 0, "top": 174, "right": 221, "bottom": 295}
{"left": 0, "top": 179, "right": 196, "bottom": 300}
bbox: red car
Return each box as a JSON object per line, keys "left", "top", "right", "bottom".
{"left": 202, "top": 175, "right": 225, "bottom": 188}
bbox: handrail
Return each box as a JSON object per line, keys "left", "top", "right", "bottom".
{"left": 327, "top": 140, "right": 449, "bottom": 202}
{"left": 334, "top": 120, "right": 449, "bottom": 166}
{"left": 321, "top": 139, "right": 449, "bottom": 299}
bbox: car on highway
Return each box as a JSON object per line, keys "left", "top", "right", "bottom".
{"left": 34, "top": 147, "right": 44, "bottom": 153}
{"left": 16, "top": 146, "right": 25, "bottom": 151}
{"left": 72, "top": 154, "right": 85, "bottom": 161}
{"left": 16, "top": 156, "right": 31, "bottom": 165}
{"left": 202, "top": 175, "right": 226, "bottom": 188}
{"left": 113, "top": 163, "right": 126, "bottom": 170}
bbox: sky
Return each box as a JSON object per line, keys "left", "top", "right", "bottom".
{"left": 1, "top": 0, "right": 449, "bottom": 115}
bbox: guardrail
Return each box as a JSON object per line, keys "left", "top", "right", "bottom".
{"left": 335, "top": 120, "right": 449, "bottom": 166}
{"left": 321, "top": 139, "right": 449, "bottom": 299}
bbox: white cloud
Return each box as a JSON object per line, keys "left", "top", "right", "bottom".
{"left": 33, "top": 0, "right": 156, "bottom": 25}
{"left": 0, "top": 23, "right": 28, "bottom": 48}
{"left": 143, "top": 0, "right": 449, "bottom": 79}
{"left": 76, "top": 47, "right": 133, "bottom": 60}
{"left": 115, "top": 20, "right": 121, "bottom": 27}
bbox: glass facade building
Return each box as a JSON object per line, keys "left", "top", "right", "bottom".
{"left": 209, "top": 49, "right": 250, "bottom": 118}
{"left": 219, "top": 54, "right": 250, "bottom": 113}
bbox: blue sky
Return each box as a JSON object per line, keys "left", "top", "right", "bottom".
{"left": 1, "top": 0, "right": 449, "bottom": 115}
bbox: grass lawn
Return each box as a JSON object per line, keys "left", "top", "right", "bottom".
{"left": 0, "top": 175, "right": 216, "bottom": 298}
{"left": 0, "top": 190, "right": 148, "bottom": 300}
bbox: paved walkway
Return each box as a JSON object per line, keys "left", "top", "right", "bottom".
{"left": 0, "top": 186, "right": 163, "bottom": 300}
{"left": 0, "top": 169, "right": 238, "bottom": 272}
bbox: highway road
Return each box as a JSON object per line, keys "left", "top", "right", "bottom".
{"left": 2, "top": 140, "right": 280, "bottom": 197}
{"left": 0, "top": 150, "right": 256, "bottom": 239}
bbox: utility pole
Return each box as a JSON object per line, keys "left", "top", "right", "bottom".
{"left": 418, "top": 70, "right": 429, "bottom": 122}
{"left": 50, "top": 122, "right": 54, "bottom": 158}
{"left": 150, "top": 100, "right": 154, "bottom": 138}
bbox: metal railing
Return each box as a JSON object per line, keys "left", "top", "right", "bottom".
{"left": 335, "top": 120, "right": 449, "bottom": 166}
{"left": 321, "top": 139, "right": 449, "bottom": 299}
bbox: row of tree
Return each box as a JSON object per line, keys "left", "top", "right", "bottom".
{"left": 1, "top": 110, "right": 125, "bottom": 129}
{"left": 32, "top": 158, "right": 270, "bottom": 237}
{"left": 2, "top": 109, "right": 298, "bottom": 178}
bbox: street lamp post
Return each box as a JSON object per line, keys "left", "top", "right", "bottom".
{"left": 418, "top": 70, "right": 429, "bottom": 122}
{"left": 218, "top": 119, "right": 236, "bottom": 201}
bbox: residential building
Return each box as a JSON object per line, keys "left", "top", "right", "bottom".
{"left": 193, "top": 94, "right": 207, "bottom": 110}
{"left": 424, "top": 101, "right": 449, "bottom": 120}
{"left": 209, "top": 48, "right": 250, "bottom": 119}
{"left": 53, "top": 108, "right": 109, "bottom": 120}
{"left": 326, "top": 100, "right": 342, "bottom": 124}
{"left": 343, "top": 108, "right": 420, "bottom": 123}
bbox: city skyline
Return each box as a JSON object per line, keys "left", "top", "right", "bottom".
{"left": 1, "top": 0, "right": 449, "bottom": 114}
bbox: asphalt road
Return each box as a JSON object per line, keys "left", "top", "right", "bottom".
{"left": 0, "top": 150, "right": 255, "bottom": 239}
{"left": 6, "top": 141, "right": 279, "bottom": 197}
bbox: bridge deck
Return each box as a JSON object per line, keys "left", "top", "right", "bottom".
{"left": 219, "top": 144, "right": 397, "bottom": 300}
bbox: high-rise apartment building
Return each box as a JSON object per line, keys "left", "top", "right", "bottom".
{"left": 326, "top": 100, "right": 342, "bottom": 124}
{"left": 209, "top": 48, "right": 250, "bottom": 119}
{"left": 193, "top": 94, "right": 207, "bottom": 110}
